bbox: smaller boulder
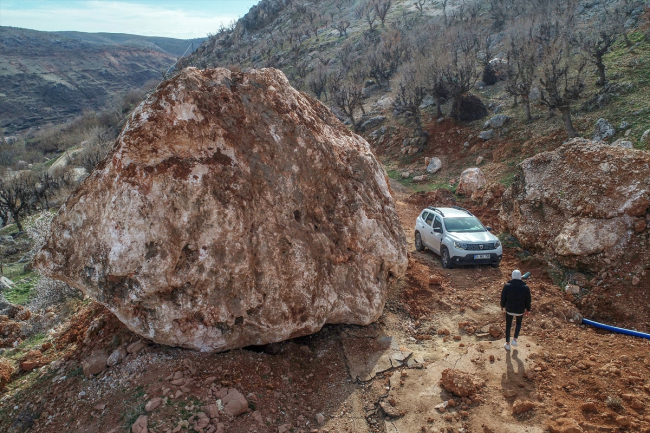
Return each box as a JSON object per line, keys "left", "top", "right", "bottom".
{"left": 401, "top": 172, "right": 410, "bottom": 179}
{"left": 641, "top": 129, "right": 650, "bottom": 144}
{"left": 440, "top": 368, "right": 485, "bottom": 397}
{"left": 488, "top": 324, "right": 503, "bottom": 339}
{"left": 487, "top": 114, "right": 511, "bottom": 129}
{"left": 593, "top": 118, "right": 615, "bottom": 141}
{"left": 360, "top": 116, "right": 386, "bottom": 132}
{"left": 131, "top": 415, "right": 148, "bottom": 433}
{"left": 145, "top": 397, "right": 162, "bottom": 412}
{"left": 476, "top": 156, "right": 484, "bottom": 165}
{"left": 457, "top": 168, "right": 486, "bottom": 196}
{"left": 107, "top": 347, "right": 127, "bottom": 367}
{"left": 547, "top": 418, "right": 582, "bottom": 433}
{"left": 426, "top": 157, "right": 443, "bottom": 174}
{"left": 413, "top": 175, "right": 428, "bottom": 182}
{"left": 512, "top": 399, "right": 535, "bottom": 414}
{"left": 479, "top": 130, "right": 494, "bottom": 141}
{"left": 82, "top": 351, "right": 108, "bottom": 377}
{"left": 221, "top": 389, "right": 248, "bottom": 416}
{"left": 565, "top": 284, "right": 580, "bottom": 296}
{"left": 127, "top": 340, "right": 146, "bottom": 354}
{"left": 529, "top": 87, "right": 541, "bottom": 100}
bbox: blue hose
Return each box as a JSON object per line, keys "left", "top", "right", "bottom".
{"left": 582, "top": 318, "right": 650, "bottom": 340}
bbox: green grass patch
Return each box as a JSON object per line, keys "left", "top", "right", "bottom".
{"left": 1, "top": 262, "right": 39, "bottom": 305}
{"left": 498, "top": 232, "right": 522, "bottom": 249}
{"left": 120, "top": 385, "right": 147, "bottom": 432}
{"left": 499, "top": 171, "right": 517, "bottom": 187}
{"left": 0, "top": 224, "right": 18, "bottom": 236}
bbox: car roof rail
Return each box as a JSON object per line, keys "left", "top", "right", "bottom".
{"left": 427, "top": 206, "right": 445, "bottom": 217}
{"left": 452, "top": 206, "right": 473, "bottom": 216}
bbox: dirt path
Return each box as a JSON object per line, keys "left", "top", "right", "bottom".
{"left": 2, "top": 187, "right": 650, "bottom": 433}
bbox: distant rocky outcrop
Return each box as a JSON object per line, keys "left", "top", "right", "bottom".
{"left": 501, "top": 138, "right": 650, "bottom": 270}
{"left": 35, "top": 67, "right": 408, "bottom": 352}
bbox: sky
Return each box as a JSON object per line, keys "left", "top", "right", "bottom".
{"left": 0, "top": 0, "right": 260, "bottom": 39}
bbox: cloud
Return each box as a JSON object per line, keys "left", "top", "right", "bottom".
{"left": 1, "top": 1, "right": 243, "bottom": 39}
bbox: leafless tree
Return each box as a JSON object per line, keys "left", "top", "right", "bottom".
{"left": 505, "top": 24, "right": 539, "bottom": 121}
{"left": 374, "top": 0, "right": 392, "bottom": 26}
{"left": 538, "top": 30, "right": 587, "bottom": 138}
{"left": 329, "top": 81, "right": 365, "bottom": 131}
{"left": 572, "top": 6, "right": 624, "bottom": 86}
{"left": 0, "top": 173, "right": 37, "bottom": 232}
{"left": 332, "top": 20, "right": 351, "bottom": 37}
{"left": 436, "top": 0, "right": 449, "bottom": 26}
{"left": 395, "top": 61, "right": 428, "bottom": 130}
{"left": 440, "top": 26, "right": 485, "bottom": 119}
{"left": 308, "top": 67, "right": 329, "bottom": 101}
{"left": 414, "top": 0, "right": 428, "bottom": 15}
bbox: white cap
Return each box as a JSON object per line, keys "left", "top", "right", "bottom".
{"left": 512, "top": 270, "right": 522, "bottom": 280}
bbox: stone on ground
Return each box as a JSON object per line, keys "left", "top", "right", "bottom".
{"left": 512, "top": 399, "right": 535, "bottom": 414}
{"left": 457, "top": 168, "right": 486, "bottom": 196}
{"left": 546, "top": 417, "right": 583, "bottom": 433}
{"left": 426, "top": 157, "right": 442, "bottom": 174}
{"left": 34, "top": 67, "right": 407, "bottom": 352}
{"left": 82, "top": 350, "right": 108, "bottom": 377}
{"left": 440, "top": 368, "right": 485, "bottom": 397}
{"left": 593, "top": 118, "right": 615, "bottom": 141}
{"left": 221, "top": 388, "right": 248, "bottom": 416}
{"left": 131, "top": 415, "right": 147, "bottom": 433}
{"left": 145, "top": 397, "right": 162, "bottom": 412}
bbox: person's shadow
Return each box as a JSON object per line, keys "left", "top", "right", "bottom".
{"left": 501, "top": 349, "right": 526, "bottom": 392}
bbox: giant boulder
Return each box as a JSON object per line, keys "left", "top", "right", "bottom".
{"left": 500, "top": 138, "right": 650, "bottom": 270}
{"left": 34, "top": 68, "right": 408, "bottom": 352}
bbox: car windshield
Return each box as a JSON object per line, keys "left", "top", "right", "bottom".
{"left": 444, "top": 217, "right": 486, "bottom": 233}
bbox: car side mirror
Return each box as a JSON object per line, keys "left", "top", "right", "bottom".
{"left": 486, "top": 226, "right": 493, "bottom": 232}
{"left": 434, "top": 228, "right": 443, "bottom": 233}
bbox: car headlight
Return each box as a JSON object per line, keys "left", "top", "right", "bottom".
{"left": 453, "top": 241, "right": 468, "bottom": 250}
{"left": 495, "top": 240, "right": 501, "bottom": 248}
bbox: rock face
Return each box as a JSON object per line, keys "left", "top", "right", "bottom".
{"left": 456, "top": 168, "right": 486, "bottom": 196}
{"left": 501, "top": 138, "right": 650, "bottom": 270}
{"left": 440, "top": 369, "right": 485, "bottom": 397}
{"left": 34, "top": 67, "right": 408, "bottom": 352}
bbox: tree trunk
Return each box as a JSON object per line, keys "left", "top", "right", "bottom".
{"left": 596, "top": 57, "right": 606, "bottom": 86}
{"left": 523, "top": 97, "right": 531, "bottom": 122}
{"left": 436, "top": 97, "right": 443, "bottom": 118}
{"left": 623, "top": 33, "right": 631, "bottom": 48}
{"left": 14, "top": 213, "right": 23, "bottom": 232}
{"left": 559, "top": 106, "right": 577, "bottom": 139}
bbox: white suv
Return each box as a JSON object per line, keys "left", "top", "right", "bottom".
{"left": 414, "top": 206, "right": 502, "bottom": 268}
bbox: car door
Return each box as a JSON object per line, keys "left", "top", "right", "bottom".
{"left": 416, "top": 211, "right": 429, "bottom": 245}
{"left": 422, "top": 212, "right": 436, "bottom": 249}
{"left": 431, "top": 216, "right": 444, "bottom": 253}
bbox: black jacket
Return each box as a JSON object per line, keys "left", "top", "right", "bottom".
{"left": 500, "top": 279, "right": 531, "bottom": 315}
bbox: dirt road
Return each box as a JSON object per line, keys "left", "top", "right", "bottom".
{"left": 2, "top": 187, "right": 649, "bottom": 433}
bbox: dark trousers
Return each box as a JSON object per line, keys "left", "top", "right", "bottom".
{"left": 505, "top": 313, "right": 523, "bottom": 343}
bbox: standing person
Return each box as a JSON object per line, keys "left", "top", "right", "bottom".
{"left": 500, "top": 269, "right": 531, "bottom": 351}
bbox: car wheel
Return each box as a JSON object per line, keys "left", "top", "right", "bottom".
{"left": 441, "top": 247, "right": 453, "bottom": 269}
{"left": 415, "top": 232, "right": 425, "bottom": 252}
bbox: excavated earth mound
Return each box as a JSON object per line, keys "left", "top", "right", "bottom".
{"left": 34, "top": 67, "right": 408, "bottom": 352}
{"left": 500, "top": 138, "right": 650, "bottom": 271}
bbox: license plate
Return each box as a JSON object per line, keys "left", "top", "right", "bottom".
{"left": 474, "top": 254, "right": 490, "bottom": 259}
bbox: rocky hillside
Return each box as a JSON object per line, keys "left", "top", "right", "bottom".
{"left": 0, "top": 27, "right": 204, "bottom": 133}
